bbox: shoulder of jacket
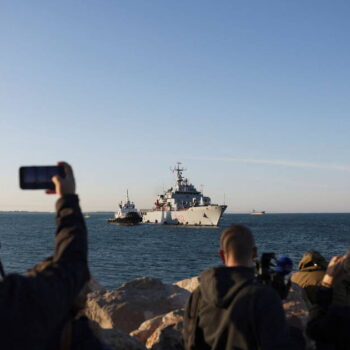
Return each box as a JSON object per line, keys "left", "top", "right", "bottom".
{"left": 247, "top": 281, "right": 281, "bottom": 301}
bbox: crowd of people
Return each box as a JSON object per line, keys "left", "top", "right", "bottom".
{"left": 183, "top": 225, "right": 350, "bottom": 350}
{"left": 0, "top": 162, "right": 348, "bottom": 349}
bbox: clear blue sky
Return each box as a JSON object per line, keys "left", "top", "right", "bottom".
{"left": 1, "top": 0, "right": 350, "bottom": 212}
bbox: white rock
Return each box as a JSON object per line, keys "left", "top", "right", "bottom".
{"left": 85, "top": 277, "right": 190, "bottom": 333}
{"left": 173, "top": 277, "right": 199, "bottom": 293}
{"left": 145, "top": 309, "right": 184, "bottom": 350}
{"left": 283, "top": 282, "right": 309, "bottom": 327}
{"left": 89, "top": 320, "right": 146, "bottom": 350}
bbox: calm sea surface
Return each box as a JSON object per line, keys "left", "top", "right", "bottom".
{"left": 0, "top": 212, "right": 349, "bottom": 290}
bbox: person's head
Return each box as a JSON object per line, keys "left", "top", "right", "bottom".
{"left": 219, "top": 225, "right": 257, "bottom": 267}
{"left": 298, "top": 250, "right": 327, "bottom": 270}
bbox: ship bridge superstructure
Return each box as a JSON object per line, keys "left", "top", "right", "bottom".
{"left": 142, "top": 163, "right": 227, "bottom": 226}
{"left": 154, "top": 163, "right": 211, "bottom": 211}
{"left": 115, "top": 190, "right": 139, "bottom": 218}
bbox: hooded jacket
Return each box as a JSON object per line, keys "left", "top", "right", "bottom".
{"left": 307, "top": 284, "right": 350, "bottom": 350}
{"left": 183, "top": 266, "right": 304, "bottom": 350}
{"left": 291, "top": 252, "right": 327, "bottom": 305}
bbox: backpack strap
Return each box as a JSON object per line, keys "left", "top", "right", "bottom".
{"left": 247, "top": 282, "right": 261, "bottom": 350}
{"left": 184, "top": 288, "right": 202, "bottom": 350}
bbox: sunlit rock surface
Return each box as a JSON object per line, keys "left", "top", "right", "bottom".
{"left": 89, "top": 320, "right": 146, "bottom": 350}
{"left": 86, "top": 276, "right": 311, "bottom": 350}
{"left": 173, "top": 277, "right": 199, "bottom": 293}
{"left": 85, "top": 276, "right": 189, "bottom": 333}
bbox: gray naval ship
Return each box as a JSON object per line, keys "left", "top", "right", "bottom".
{"left": 141, "top": 163, "right": 227, "bottom": 226}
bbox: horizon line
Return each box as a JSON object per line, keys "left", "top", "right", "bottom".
{"left": 1, "top": 211, "right": 350, "bottom": 214}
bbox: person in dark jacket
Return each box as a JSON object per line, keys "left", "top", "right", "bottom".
{"left": 0, "top": 162, "right": 106, "bottom": 349}
{"left": 183, "top": 224, "right": 305, "bottom": 350}
{"left": 291, "top": 250, "right": 327, "bottom": 305}
{"left": 307, "top": 253, "right": 350, "bottom": 350}
{"left": 26, "top": 256, "right": 107, "bottom": 350}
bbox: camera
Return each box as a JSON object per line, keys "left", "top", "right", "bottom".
{"left": 256, "top": 252, "right": 293, "bottom": 299}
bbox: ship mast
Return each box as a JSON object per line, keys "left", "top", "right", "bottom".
{"left": 171, "top": 162, "right": 186, "bottom": 185}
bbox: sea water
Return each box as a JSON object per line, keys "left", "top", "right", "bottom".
{"left": 0, "top": 212, "right": 349, "bottom": 290}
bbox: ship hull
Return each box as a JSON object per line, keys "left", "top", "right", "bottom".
{"left": 141, "top": 205, "right": 227, "bottom": 226}
{"left": 108, "top": 218, "right": 141, "bottom": 225}
{"left": 108, "top": 212, "right": 142, "bottom": 225}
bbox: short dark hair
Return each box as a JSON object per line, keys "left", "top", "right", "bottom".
{"left": 220, "top": 225, "right": 255, "bottom": 262}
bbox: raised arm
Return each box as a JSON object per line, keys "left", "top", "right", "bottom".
{"left": 0, "top": 162, "right": 90, "bottom": 347}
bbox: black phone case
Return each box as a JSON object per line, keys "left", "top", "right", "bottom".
{"left": 19, "top": 166, "right": 65, "bottom": 190}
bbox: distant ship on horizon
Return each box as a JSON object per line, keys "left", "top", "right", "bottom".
{"left": 250, "top": 210, "right": 266, "bottom": 215}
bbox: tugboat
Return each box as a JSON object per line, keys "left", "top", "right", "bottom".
{"left": 141, "top": 163, "right": 227, "bottom": 226}
{"left": 108, "top": 191, "right": 142, "bottom": 225}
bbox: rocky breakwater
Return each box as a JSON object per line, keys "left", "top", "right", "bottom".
{"left": 84, "top": 276, "right": 311, "bottom": 350}
{"left": 84, "top": 276, "right": 191, "bottom": 350}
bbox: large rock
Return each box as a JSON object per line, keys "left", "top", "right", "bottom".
{"left": 130, "top": 309, "right": 184, "bottom": 348}
{"left": 131, "top": 309, "right": 184, "bottom": 350}
{"left": 146, "top": 309, "right": 184, "bottom": 350}
{"left": 283, "top": 283, "right": 313, "bottom": 349}
{"left": 149, "top": 325, "right": 184, "bottom": 350}
{"left": 173, "top": 277, "right": 199, "bottom": 293}
{"left": 89, "top": 320, "right": 146, "bottom": 350}
{"left": 283, "top": 282, "right": 309, "bottom": 327}
{"left": 130, "top": 314, "right": 164, "bottom": 345}
{"left": 88, "top": 276, "right": 106, "bottom": 293}
{"left": 85, "top": 277, "right": 190, "bottom": 333}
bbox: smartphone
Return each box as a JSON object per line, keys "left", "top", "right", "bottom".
{"left": 19, "top": 166, "right": 65, "bottom": 190}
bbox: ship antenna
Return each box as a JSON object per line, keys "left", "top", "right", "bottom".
{"left": 127, "top": 189, "right": 129, "bottom": 202}
{"left": 171, "top": 162, "right": 186, "bottom": 184}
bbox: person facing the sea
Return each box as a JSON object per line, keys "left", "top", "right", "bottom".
{"left": 291, "top": 250, "right": 327, "bottom": 305}
{"left": 307, "top": 252, "right": 350, "bottom": 350}
{"left": 0, "top": 162, "right": 104, "bottom": 349}
{"left": 183, "top": 224, "right": 305, "bottom": 350}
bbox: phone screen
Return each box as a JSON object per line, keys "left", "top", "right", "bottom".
{"left": 19, "top": 166, "right": 65, "bottom": 190}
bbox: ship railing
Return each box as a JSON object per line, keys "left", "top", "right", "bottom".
{"left": 140, "top": 209, "right": 153, "bottom": 215}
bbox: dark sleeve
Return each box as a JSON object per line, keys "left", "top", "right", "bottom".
{"left": 183, "top": 287, "right": 206, "bottom": 350}
{"left": 306, "top": 286, "right": 332, "bottom": 343}
{"left": 0, "top": 194, "right": 90, "bottom": 346}
{"left": 71, "top": 317, "right": 106, "bottom": 350}
{"left": 183, "top": 288, "right": 197, "bottom": 350}
{"left": 306, "top": 287, "right": 350, "bottom": 344}
{"left": 255, "top": 288, "right": 305, "bottom": 350}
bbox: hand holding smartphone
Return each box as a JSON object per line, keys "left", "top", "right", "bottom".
{"left": 19, "top": 163, "right": 75, "bottom": 198}
{"left": 19, "top": 166, "right": 66, "bottom": 190}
